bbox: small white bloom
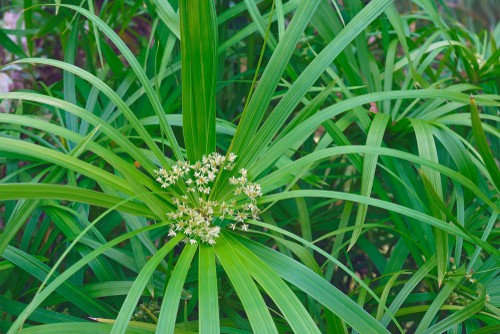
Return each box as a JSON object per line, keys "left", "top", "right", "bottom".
{"left": 235, "top": 212, "right": 247, "bottom": 222}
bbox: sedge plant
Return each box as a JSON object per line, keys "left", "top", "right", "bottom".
{"left": 0, "top": 0, "right": 499, "bottom": 333}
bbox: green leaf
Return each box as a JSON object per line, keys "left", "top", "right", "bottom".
{"left": 10, "top": 58, "right": 161, "bottom": 171}
{"left": 216, "top": 234, "right": 278, "bottom": 334}
{"left": 411, "top": 119, "right": 447, "bottom": 286}
{"left": 180, "top": 0, "right": 217, "bottom": 161}
{"left": 418, "top": 172, "right": 496, "bottom": 266}
{"left": 111, "top": 235, "right": 183, "bottom": 334}
{"left": 86, "top": 0, "right": 104, "bottom": 67}
{"left": 229, "top": 0, "right": 322, "bottom": 155}
{"left": 470, "top": 95, "right": 500, "bottom": 191}
{"left": 62, "top": 21, "right": 78, "bottom": 136}
{"left": 0, "top": 91, "right": 155, "bottom": 172}
{"left": 421, "top": 295, "right": 485, "bottom": 334}
{"left": 241, "top": 238, "right": 391, "bottom": 333}
{"left": 225, "top": 234, "right": 320, "bottom": 333}
{"left": 236, "top": 0, "right": 392, "bottom": 169}
{"left": 259, "top": 145, "right": 498, "bottom": 213}
{"left": 469, "top": 324, "right": 500, "bottom": 334}
{"left": 253, "top": 89, "right": 499, "bottom": 178}
{"left": 259, "top": 189, "right": 498, "bottom": 257}
{"left": 0, "top": 28, "right": 27, "bottom": 58}
{"left": 2, "top": 246, "right": 115, "bottom": 320}
{"left": 349, "top": 113, "right": 390, "bottom": 250}
{"left": 467, "top": 212, "right": 499, "bottom": 272}
{"left": 0, "top": 294, "right": 84, "bottom": 324}
{"left": 60, "top": 4, "right": 183, "bottom": 162}
{"left": 156, "top": 244, "right": 198, "bottom": 333}
{"left": 0, "top": 137, "right": 131, "bottom": 194}
{"left": 6, "top": 223, "right": 170, "bottom": 333}
{"left": 414, "top": 268, "right": 465, "bottom": 334}
{"left": 18, "top": 322, "right": 154, "bottom": 334}
{"left": 198, "top": 245, "right": 220, "bottom": 334}
{"left": 243, "top": 0, "right": 278, "bottom": 48}
{"left": 380, "top": 257, "right": 436, "bottom": 326}
{"left": 153, "top": 0, "right": 180, "bottom": 39}
{"left": 0, "top": 113, "right": 162, "bottom": 254}
{"left": 0, "top": 184, "right": 153, "bottom": 217}
{"left": 384, "top": 4, "right": 419, "bottom": 87}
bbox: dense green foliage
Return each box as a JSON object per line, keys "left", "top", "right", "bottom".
{"left": 0, "top": 0, "right": 499, "bottom": 333}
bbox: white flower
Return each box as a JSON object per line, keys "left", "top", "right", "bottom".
{"left": 155, "top": 153, "right": 262, "bottom": 245}
{"left": 196, "top": 176, "right": 207, "bottom": 185}
{"left": 235, "top": 212, "right": 247, "bottom": 222}
{"left": 227, "top": 152, "right": 237, "bottom": 162}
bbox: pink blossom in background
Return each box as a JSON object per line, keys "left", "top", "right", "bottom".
{"left": 2, "top": 11, "right": 26, "bottom": 46}
{"left": 3, "top": 11, "right": 21, "bottom": 30}
{"left": 0, "top": 11, "right": 28, "bottom": 112}
{"left": 0, "top": 72, "right": 13, "bottom": 112}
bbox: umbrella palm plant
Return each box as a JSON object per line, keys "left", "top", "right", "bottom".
{"left": 0, "top": 0, "right": 499, "bottom": 333}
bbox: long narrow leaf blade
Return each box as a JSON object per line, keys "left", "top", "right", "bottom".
{"left": 156, "top": 244, "right": 198, "bottom": 333}
{"left": 229, "top": 1, "right": 321, "bottom": 155}
{"left": 349, "top": 113, "right": 390, "bottom": 250}
{"left": 240, "top": 238, "right": 390, "bottom": 333}
{"left": 60, "top": 4, "right": 183, "bottom": 162}
{"left": 470, "top": 95, "right": 500, "bottom": 191}
{"left": 216, "top": 234, "right": 278, "bottom": 334}
{"left": 198, "top": 245, "right": 219, "bottom": 334}
{"left": 111, "top": 235, "right": 183, "bottom": 334}
{"left": 226, "top": 234, "right": 320, "bottom": 333}
{"left": 180, "top": 0, "right": 217, "bottom": 161}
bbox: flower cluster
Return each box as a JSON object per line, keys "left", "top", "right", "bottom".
{"left": 155, "top": 153, "right": 262, "bottom": 245}
{"left": 228, "top": 168, "right": 262, "bottom": 226}
{"left": 166, "top": 197, "right": 221, "bottom": 245}
{"left": 131, "top": 300, "right": 160, "bottom": 323}
{"left": 156, "top": 152, "right": 236, "bottom": 194}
